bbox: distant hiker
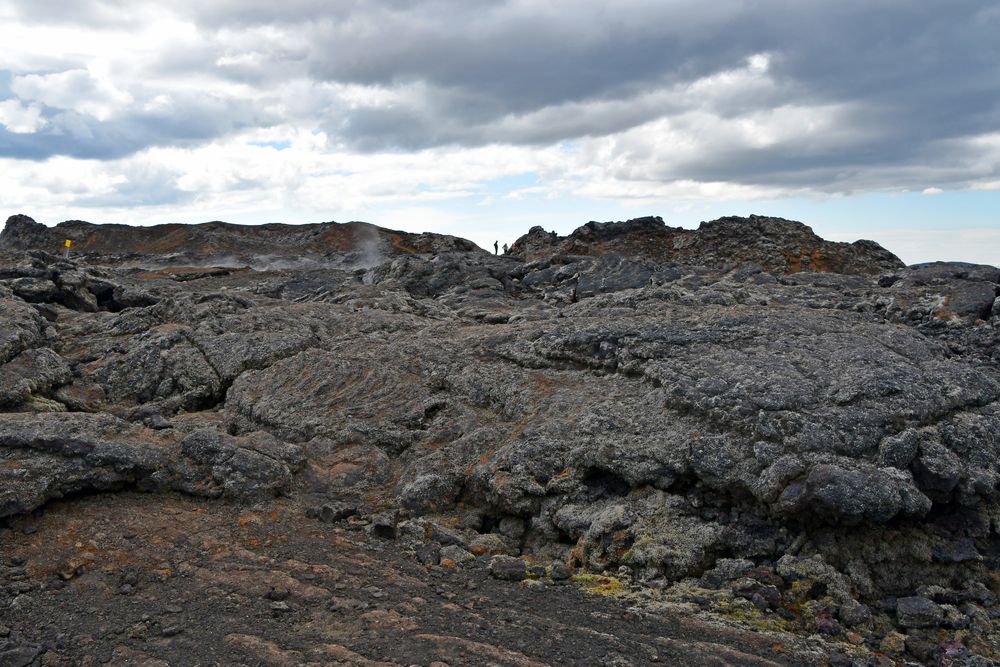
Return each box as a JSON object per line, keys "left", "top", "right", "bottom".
{"left": 502, "top": 243, "right": 509, "bottom": 254}
{"left": 493, "top": 240, "right": 499, "bottom": 254}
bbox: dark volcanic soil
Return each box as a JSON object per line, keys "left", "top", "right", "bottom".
{"left": 2, "top": 491, "right": 819, "bottom": 667}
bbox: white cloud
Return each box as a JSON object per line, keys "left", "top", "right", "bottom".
{"left": 12, "top": 68, "right": 134, "bottom": 121}
{"left": 0, "top": 99, "right": 46, "bottom": 133}
{"left": 747, "top": 53, "right": 771, "bottom": 73}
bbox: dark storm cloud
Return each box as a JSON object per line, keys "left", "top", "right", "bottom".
{"left": 281, "top": 0, "right": 999, "bottom": 153}
{"left": 4, "top": 0, "right": 998, "bottom": 193}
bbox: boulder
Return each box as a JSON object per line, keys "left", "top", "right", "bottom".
{"left": 896, "top": 596, "right": 945, "bottom": 628}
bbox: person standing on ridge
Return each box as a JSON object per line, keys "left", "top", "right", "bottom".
{"left": 493, "top": 240, "right": 499, "bottom": 255}
{"left": 502, "top": 243, "right": 509, "bottom": 254}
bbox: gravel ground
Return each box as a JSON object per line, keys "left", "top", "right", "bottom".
{"left": 0, "top": 491, "right": 832, "bottom": 667}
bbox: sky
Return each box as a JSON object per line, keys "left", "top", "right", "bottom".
{"left": 0, "top": 1, "right": 998, "bottom": 265}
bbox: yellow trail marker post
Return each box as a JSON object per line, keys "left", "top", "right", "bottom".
{"left": 64, "top": 239, "right": 72, "bottom": 259}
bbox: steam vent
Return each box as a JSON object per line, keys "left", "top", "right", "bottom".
{"left": 2, "top": 213, "right": 999, "bottom": 665}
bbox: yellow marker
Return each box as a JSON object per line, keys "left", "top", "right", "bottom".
{"left": 64, "top": 239, "right": 72, "bottom": 248}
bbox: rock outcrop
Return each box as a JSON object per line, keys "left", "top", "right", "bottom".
{"left": 0, "top": 214, "right": 478, "bottom": 270}
{"left": 1, "top": 212, "right": 998, "bottom": 665}
{"left": 509, "top": 214, "right": 905, "bottom": 275}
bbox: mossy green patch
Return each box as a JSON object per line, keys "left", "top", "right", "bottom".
{"left": 721, "top": 604, "right": 790, "bottom": 633}
{"left": 572, "top": 573, "right": 626, "bottom": 596}
{"left": 23, "top": 395, "right": 67, "bottom": 412}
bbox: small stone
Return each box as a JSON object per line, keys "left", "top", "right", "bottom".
{"left": 730, "top": 577, "right": 760, "bottom": 598}
{"left": 12, "top": 580, "right": 34, "bottom": 594}
{"left": 160, "top": 626, "right": 183, "bottom": 637}
{"left": 489, "top": 555, "right": 526, "bottom": 582}
{"left": 904, "top": 634, "right": 936, "bottom": 663}
{"left": 813, "top": 607, "right": 842, "bottom": 635}
{"left": 126, "top": 623, "right": 149, "bottom": 639}
{"left": 937, "top": 638, "right": 970, "bottom": 663}
{"left": 0, "top": 624, "right": 10, "bottom": 637}
{"left": 415, "top": 543, "right": 441, "bottom": 566}
{"left": 931, "top": 538, "right": 981, "bottom": 563}
{"left": 876, "top": 596, "right": 897, "bottom": 612}
{"left": 776, "top": 608, "right": 796, "bottom": 621}
{"left": 729, "top": 597, "right": 754, "bottom": 612}
{"left": 117, "top": 584, "right": 133, "bottom": 596}
{"left": 327, "top": 597, "right": 368, "bottom": 612}
{"left": 163, "top": 605, "right": 182, "bottom": 614}
{"left": 317, "top": 503, "right": 356, "bottom": 523}
{"left": 265, "top": 587, "right": 290, "bottom": 601}
{"left": 838, "top": 600, "right": 872, "bottom": 627}
{"left": 827, "top": 653, "right": 854, "bottom": 667}
{"left": 939, "top": 604, "right": 967, "bottom": 629}
{"left": 145, "top": 414, "right": 171, "bottom": 430}
{"left": 440, "top": 545, "right": 475, "bottom": 564}
{"left": 429, "top": 662, "right": 451, "bottom": 667}
{"left": 427, "top": 523, "right": 468, "bottom": 548}
{"left": 751, "top": 585, "right": 781, "bottom": 610}
{"left": 549, "top": 561, "right": 572, "bottom": 581}
{"left": 270, "top": 601, "right": 291, "bottom": 614}
{"left": 0, "top": 645, "right": 42, "bottom": 665}
{"left": 468, "top": 533, "right": 511, "bottom": 556}
{"left": 879, "top": 631, "right": 906, "bottom": 654}
{"left": 896, "top": 596, "right": 944, "bottom": 628}
{"left": 527, "top": 565, "right": 546, "bottom": 579}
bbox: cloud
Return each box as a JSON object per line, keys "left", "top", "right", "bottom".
{"left": 12, "top": 69, "right": 134, "bottom": 121}
{"left": 0, "top": 0, "right": 997, "bottom": 225}
{"left": 0, "top": 99, "right": 45, "bottom": 133}
{"left": 0, "top": 87, "right": 280, "bottom": 160}
{"left": 75, "top": 162, "right": 193, "bottom": 208}
{"left": 6, "top": 0, "right": 140, "bottom": 27}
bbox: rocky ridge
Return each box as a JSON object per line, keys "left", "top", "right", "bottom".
{"left": 508, "top": 215, "right": 905, "bottom": 275}
{"left": 1, "top": 213, "right": 999, "bottom": 666}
